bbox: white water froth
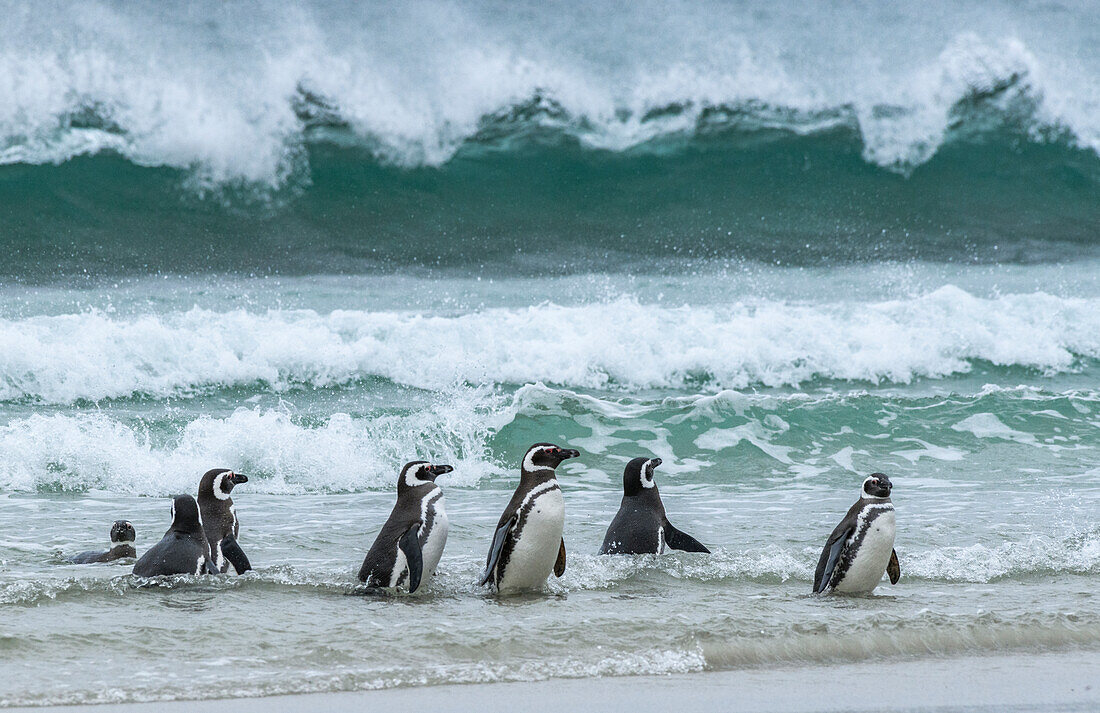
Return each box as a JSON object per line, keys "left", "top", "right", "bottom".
{"left": 2, "top": 286, "right": 1098, "bottom": 403}
{"left": 0, "top": 2, "right": 1096, "bottom": 184}
{"left": 0, "top": 401, "right": 499, "bottom": 494}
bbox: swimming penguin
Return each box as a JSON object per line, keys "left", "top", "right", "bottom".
{"left": 358, "top": 461, "right": 453, "bottom": 593}
{"left": 69, "top": 520, "right": 137, "bottom": 563}
{"left": 197, "top": 468, "right": 251, "bottom": 574}
{"left": 813, "top": 473, "right": 900, "bottom": 594}
{"left": 480, "top": 443, "right": 580, "bottom": 593}
{"left": 599, "top": 457, "right": 709, "bottom": 555}
{"left": 133, "top": 495, "right": 218, "bottom": 577}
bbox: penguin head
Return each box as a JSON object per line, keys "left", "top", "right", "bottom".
{"left": 862, "top": 473, "right": 892, "bottom": 499}
{"left": 623, "top": 456, "right": 662, "bottom": 496}
{"left": 399, "top": 461, "right": 453, "bottom": 491}
{"left": 199, "top": 468, "right": 249, "bottom": 501}
{"left": 522, "top": 443, "right": 581, "bottom": 474}
{"left": 169, "top": 494, "right": 203, "bottom": 534}
{"left": 109, "top": 520, "right": 136, "bottom": 544}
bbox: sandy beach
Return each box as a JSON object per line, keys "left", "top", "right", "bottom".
{"left": 9, "top": 650, "right": 1098, "bottom": 713}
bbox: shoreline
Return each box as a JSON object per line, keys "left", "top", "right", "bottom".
{"left": 9, "top": 649, "right": 1099, "bottom": 713}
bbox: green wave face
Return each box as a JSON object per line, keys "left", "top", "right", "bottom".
{"left": 3, "top": 126, "right": 1099, "bottom": 281}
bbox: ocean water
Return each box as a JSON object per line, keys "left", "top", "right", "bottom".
{"left": 2, "top": 0, "right": 1100, "bottom": 707}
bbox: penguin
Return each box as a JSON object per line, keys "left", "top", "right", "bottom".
{"left": 358, "top": 461, "right": 453, "bottom": 593}
{"left": 133, "top": 495, "right": 218, "bottom": 577}
{"left": 197, "top": 468, "right": 251, "bottom": 574}
{"left": 480, "top": 443, "right": 580, "bottom": 593}
{"left": 599, "top": 457, "right": 710, "bottom": 555}
{"left": 69, "top": 520, "right": 137, "bottom": 563}
{"left": 813, "top": 472, "right": 901, "bottom": 594}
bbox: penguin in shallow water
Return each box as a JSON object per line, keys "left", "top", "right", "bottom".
{"left": 69, "top": 520, "right": 137, "bottom": 564}
{"left": 599, "top": 457, "right": 709, "bottom": 555}
{"left": 480, "top": 443, "right": 579, "bottom": 593}
{"left": 197, "top": 468, "right": 251, "bottom": 574}
{"left": 358, "top": 461, "right": 453, "bottom": 593}
{"left": 813, "top": 473, "right": 900, "bottom": 594}
{"left": 133, "top": 495, "right": 217, "bottom": 577}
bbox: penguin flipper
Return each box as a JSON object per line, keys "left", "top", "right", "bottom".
{"left": 663, "top": 522, "right": 710, "bottom": 553}
{"left": 399, "top": 525, "right": 423, "bottom": 593}
{"left": 203, "top": 557, "right": 220, "bottom": 575}
{"left": 814, "top": 525, "right": 853, "bottom": 594}
{"left": 887, "top": 548, "right": 901, "bottom": 585}
{"left": 554, "top": 538, "right": 566, "bottom": 577}
{"left": 219, "top": 534, "right": 252, "bottom": 574}
{"left": 480, "top": 515, "right": 517, "bottom": 586}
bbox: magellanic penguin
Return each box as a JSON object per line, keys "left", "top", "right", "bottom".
{"left": 599, "top": 457, "right": 710, "bottom": 555}
{"left": 480, "top": 443, "right": 580, "bottom": 593}
{"left": 813, "top": 473, "right": 900, "bottom": 595}
{"left": 133, "top": 495, "right": 218, "bottom": 577}
{"left": 197, "top": 468, "right": 251, "bottom": 574}
{"left": 358, "top": 461, "right": 453, "bottom": 593}
{"left": 69, "top": 520, "right": 137, "bottom": 563}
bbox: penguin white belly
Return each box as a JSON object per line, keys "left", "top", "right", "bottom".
{"left": 420, "top": 500, "right": 449, "bottom": 579}
{"left": 835, "top": 509, "right": 895, "bottom": 593}
{"left": 498, "top": 488, "right": 564, "bottom": 592}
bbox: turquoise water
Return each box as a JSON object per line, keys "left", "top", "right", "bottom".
{"left": 2, "top": 0, "right": 1100, "bottom": 706}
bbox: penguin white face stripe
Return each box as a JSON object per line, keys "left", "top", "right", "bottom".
{"left": 404, "top": 464, "right": 432, "bottom": 488}
{"left": 213, "top": 472, "right": 232, "bottom": 500}
{"left": 522, "top": 446, "right": 549, "bottom": 473}
{"left": 640, "top": 460, "right": 655, "bottom": 489}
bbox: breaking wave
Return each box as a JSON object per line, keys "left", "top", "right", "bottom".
{"left": 1, "top": 2, "right": 1099, "bottom": 276}
{"left": 2, "top": 287, "right": 1099, "bottom": 404}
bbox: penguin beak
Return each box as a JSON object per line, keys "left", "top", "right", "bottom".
{"left": 558, "top": 449, "right": 580, "bottom": 459}
{"left": 651, "top": 457, "right": 663, "bottom": 467}
{"left": 230, "top": 472, "right": 248, "bottom": 484}
{"left": 429, "top": 464, "right": 453, "bottom": 477}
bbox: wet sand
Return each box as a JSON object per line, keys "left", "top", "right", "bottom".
{"left": 10, "top": 649, "right": 1098, "bottom": 713}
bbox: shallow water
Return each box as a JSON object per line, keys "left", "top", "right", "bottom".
{"left": 2, "top": 268, "right": 1099, "bottom": 705}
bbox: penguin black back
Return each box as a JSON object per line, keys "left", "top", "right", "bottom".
{"left": 133, "top": 495, "right": 216, "bottom": 577}
{"left": 600, "top": 457, "right": 710, "bottom": 555}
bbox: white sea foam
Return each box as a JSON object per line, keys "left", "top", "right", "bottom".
{"left": 952, "top": 413, "right": 1038, "bottom": 444}
{"left": 0, "top": 400, "right": 499, "bottom": 494}
{"left": 2, "top": 287, "right": 1098, "bottom": 403}
{"left": 904, "top": 534, "right": 1100, "bottom": 582}
{"left": 0, "top": 2, "right": 1096, "bottom": 184}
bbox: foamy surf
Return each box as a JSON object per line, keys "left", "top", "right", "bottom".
{"left": 0, "top": 2, "right": 1096, "bottom": 184}
{"left": 3, "top": 286, "right": 1099, "bottom": 404}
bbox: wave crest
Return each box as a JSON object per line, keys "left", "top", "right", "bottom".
{"left": 3, "top": 287, "right": 1099, "bottom": 404}
{"left": 0, "top": 0, "right": 1094, "bottom": 186}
